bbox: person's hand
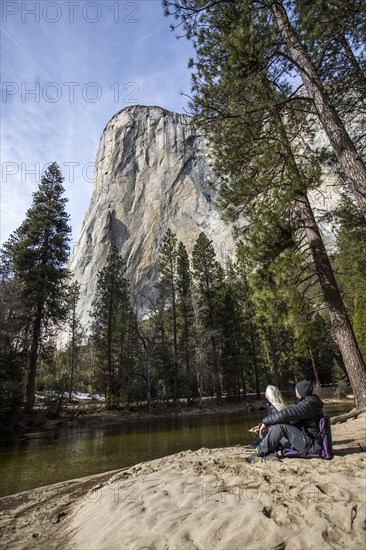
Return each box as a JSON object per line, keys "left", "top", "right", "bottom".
{"left": 259, "top": 423, "right": 267, "bottom": 438}
{"left": 248, "top": 425, "right": 260, "bottom": 433}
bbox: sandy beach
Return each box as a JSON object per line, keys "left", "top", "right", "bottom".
{"left": 1, "top": 411, "right": 365, "bottom": 550}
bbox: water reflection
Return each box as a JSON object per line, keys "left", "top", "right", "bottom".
{"left": 0, "top": 403, "right": 353, "bottom": 497}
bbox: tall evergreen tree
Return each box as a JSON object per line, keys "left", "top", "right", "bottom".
{"left": 90, "top": 247, "right": 131, "bottom": 409}
{"left": 154, "top": 276, "right": 174, "bottom": 401}
{"left": 133, "top": 303, "right": 161, "bottom": 413}
{"left": 157, "top": 229, "right": 180, "bottom": 404}
{"left": 0, "top": 272, "right": 28, "bottom": 423}
{"left": 245, "top": 239, "right": 340, "bottom": 386}
{"left": 247, "top": 251, "right": 298, "bottom": 388}
{"left": 66, "top": 281, "right": 83, "bottom": 401}
{"left": 223, "top": 259, "right": 261, "bottom": 399}
{"left": 1, "top": 163, "right": 71, "bottom": 414}
{"left": 176, "top": 241, "right": 194, "bottom": 403}
{"left": 190, "top": 284, "right": 211, "bottom": 409}
{"left": 192, "top": 233, "right": 224, "bottom": 405}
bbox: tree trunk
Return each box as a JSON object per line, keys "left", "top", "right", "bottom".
{"left": 295, "top": 194, "right": 366, "bottom": 407}
{"left": 137, "top": 329, "right": 154, "bottom": 414}
{"left": 146, "top": 351, "right": 153, "bottom": 414}
{"left": 249, "top": 322, "right": 261, "bottom": 399}
{"left": 160, "top": 311, "right": 168, "bottom": 395}
{"left": 308, "top": 346, "right": 322, "bottom": 387}
{"left": 270, "top": 0, "right": 366, "bottom": 216}
{"left": 267, "top": 329, "right": 282, "bottom": 387}
{"left": 69, "top": 349, "right": 75, "bottom": 403}
{"left": 24, "top": 308, "right": 42, "bottom": 415}
{"left": 331, "top": 406, "right": 366, "bottom": 425}
{"left": 338, "top": 34, "right": 366, "bottom": 89}
{"left": 236, "top": 373, "right": 241, "bottom": 402}
{"left": 184, "top": 310, "right": 192, "bottom": 405}
{"left": 211, "top": 335, "right": 223, "bottom": 405}
{"left": 106, "top": 292, "right": 113, "bottom": 410}
{"left": 241, "top": 374, "right": 247, "bottom": 399}
{"left": 172, "top": 286, "right": 179, "bottom": 405}
{"left": 197, "top": 366, "right": 204, "bottom": 410}
{"left": 69, "top": 305, "right": 76, "bottom": 403}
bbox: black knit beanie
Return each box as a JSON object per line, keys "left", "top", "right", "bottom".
{"left": 296, "top": 380, "right": 313, "bottom": 397}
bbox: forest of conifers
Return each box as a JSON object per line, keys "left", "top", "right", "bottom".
{"left": 1, "top": 173, "right": 365, "bottom": 422}
{"left": 1, "top": 0, "right": 366, "bottom": 425}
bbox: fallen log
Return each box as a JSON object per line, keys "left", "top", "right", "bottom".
{"left": 331, "top": 407, "right": 366, "bottom": 425}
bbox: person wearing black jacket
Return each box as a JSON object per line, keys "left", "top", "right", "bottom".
{"left": 255, "top": 380, "right": 323, "bottom": 458}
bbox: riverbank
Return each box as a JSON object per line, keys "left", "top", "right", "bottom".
{"left": 22, "top": 392, "right": 356, "bottom": 434}
{"left": 58, "top": 396, "right": 354, "bottom": 426}
{"left": 1, "top": 410, "right": 365, "bottom": 549}
{"left": 2, "top": 385, "right": 353, "bottom": 436}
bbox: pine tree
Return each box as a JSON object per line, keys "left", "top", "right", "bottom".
{"left": 246, "top": 241, "right": 340, "bottom": 387}
{"left": 133, "top": 306, "right": 160, "bottom": 414}
{"left": 192, "top": 233, "right": 224, "bottom": 405}
{"left": 247, "top": 250, "right": 298, "bottom": 389}
{"left": 0, "top": 272, "right": 28, "bottom": 423}
{"left": 90, "top": 247, "right": 131, "bottom": 409}
{"left": 176, "top": 241, "right": 194, "bottom": 403}
{"left": 190, "top": 285, "right": 211, "bottom": 409}
{"left": 1, "top": 163, "right": 71, "bottom": 415}
{"left": 157, "top": 229, "right": 179, "bottom": 404}
{"left": 154, "top": 276, "right": 173, "bottom": 402}
{"left": 284, "top": 280, "right": 337, "bottom": 386}
{"left": 66, "top": 281, "right": 83, "bottom": 401}
{"left": 222, "top": 259, "right": 261, "bottom": 399}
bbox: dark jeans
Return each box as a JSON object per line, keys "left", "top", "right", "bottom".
{"left": 258, "top": 424, "right": 321, "bottom": 456}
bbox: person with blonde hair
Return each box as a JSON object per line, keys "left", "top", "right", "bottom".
{"left": 264, "top": 385, "right": 287, "bottom": 413}
{"left": 247, "top": 385, "right": 287, "bottom": 446}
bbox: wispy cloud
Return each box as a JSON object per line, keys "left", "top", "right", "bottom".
{"left": 134, "top": 22, "right": 167, "bottom": 48}
{"left": 1, "top": 27, "right": 54, "bottom": 80}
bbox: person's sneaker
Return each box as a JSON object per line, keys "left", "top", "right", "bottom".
{"left": 245, "top": 449, "right": 261, "bottom": 463}
{"left": 265, "top": 452, "right": 280, "bottom": 461}
{"left": 246, "top": 450, "right": 280, "bottom": 463}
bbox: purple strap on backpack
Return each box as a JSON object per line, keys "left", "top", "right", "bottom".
{"left": 282, "top": 416, "right": 333, "bottom": 460}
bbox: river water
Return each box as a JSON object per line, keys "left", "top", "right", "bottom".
{"left": 0, "top": 402, "right": 353, "bottom": 498}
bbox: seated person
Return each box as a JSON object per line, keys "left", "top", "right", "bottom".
{"left": 248, "top": 380, "right": 323, "bottom": 460}
{"left": 249, "top": 385, "right": 287, "bottom": 446}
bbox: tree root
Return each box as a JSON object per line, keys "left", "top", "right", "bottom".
{"left": 331, "top": 407, "right": 366, "bottom": 425}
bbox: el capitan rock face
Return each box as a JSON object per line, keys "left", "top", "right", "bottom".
{"left": 68, "top": 105, "right": 236, "bottom": 328}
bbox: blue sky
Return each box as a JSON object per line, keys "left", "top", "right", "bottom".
{"left": 0, "top": 0, "right": 194, "bottom": 245}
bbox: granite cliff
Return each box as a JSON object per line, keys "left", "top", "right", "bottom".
{"left": 68, "top": 105, "right": 236, "bottom": 328}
